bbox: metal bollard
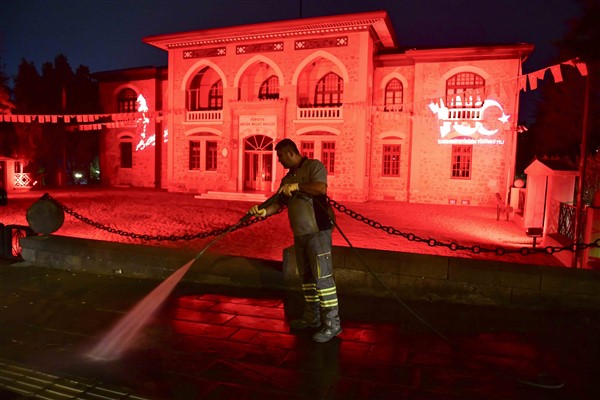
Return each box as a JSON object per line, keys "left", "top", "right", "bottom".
{"left": 26, "top": 198, "right": 65, "bottom": 235}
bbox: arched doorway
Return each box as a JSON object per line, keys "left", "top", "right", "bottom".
{"left": 243, "top": 135, "right": 273, "bottom": 191}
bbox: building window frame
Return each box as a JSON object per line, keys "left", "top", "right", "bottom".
{"left": 117, "top": 88, "right": 137, "bottom": 113}
{"left": 384, "top": 79, "right": 403, "bottom": 112}
{"left": 382, "top": 143, "right": 401, "bottom": 177}
{"left": 321, "top": 141, "right": 336, "bottom": 174}
{"left": 451, "top": 145, "right": 472, "bottom": 179}
{"left": 314, "top": 72, "right": 343, "bottom": 107}
{"left": 189, "top": 140, "right": 201, "bottom": 170}
{"left": 258, "top": 75, "right": 280, "bottom": 100}
{"left": 188, "top": 137, "right": 219, "bottom": 172}
{"left": 445, "top": 72, "right": 485, "bottom": 108}
{"left": 300, "top": 141, "right": 315, "bottom": 158}
{"left": 208, "top": 81, "right": 223, "bottom": 110}
{"left": 205, "top": 141, "right": 218, "bottom": 171}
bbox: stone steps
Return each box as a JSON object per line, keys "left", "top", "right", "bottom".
{"left": 194, "top": 191, "right": 270, "bottom": 202}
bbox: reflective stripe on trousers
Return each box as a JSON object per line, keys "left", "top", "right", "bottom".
{"left": 294, "top": 229, "right": 339, "bottom": 323}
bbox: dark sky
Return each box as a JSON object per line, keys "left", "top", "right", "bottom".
{"left": 1, "top": 0, "right": 584, "bottom": 80}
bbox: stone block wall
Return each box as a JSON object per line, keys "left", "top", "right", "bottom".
{"left": 18, "top": 235, "right": 599, "bottom": 310}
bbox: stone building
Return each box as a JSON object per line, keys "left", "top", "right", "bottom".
{"left": 95, "top": 10, "right": 533, "bottom": 206}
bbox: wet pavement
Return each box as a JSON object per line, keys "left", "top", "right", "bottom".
{"left": 1, "top": 260, "right": 599, "bottom": 400}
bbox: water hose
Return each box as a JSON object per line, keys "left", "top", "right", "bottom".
{"left": 320, "top": 197, "right": 564, "bottom": 390}
{"left": 193, "top": 193, "right": 282, "bottom": 260}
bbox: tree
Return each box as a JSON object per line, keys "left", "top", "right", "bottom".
{"left": 518, "top": 0, "right": 599, "bottom": 206}
{"left": 0, "top": 61, "right": 17, "bottom": 158}
{"left": 11, "top": 55, "right": 100, "bottom": 185}
{"left": 525, "top": 0, "right": 599, "bottom": 161}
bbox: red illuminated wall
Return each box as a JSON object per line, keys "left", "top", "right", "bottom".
{"left": 96, "top": 11, "right": 532, "bottom": 206}
{"left": 96, "top": 68, "right": 168, "bottom": 188}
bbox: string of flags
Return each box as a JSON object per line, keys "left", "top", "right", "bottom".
{"left": 0, "top": 58, "right": 588, "bottom": 131}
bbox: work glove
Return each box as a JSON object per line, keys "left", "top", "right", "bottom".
{"left": 248, "top": 205, "right": 267, "bottom": 217}
{"left": 277, "top": 183, "right": 299, "bottom": 197}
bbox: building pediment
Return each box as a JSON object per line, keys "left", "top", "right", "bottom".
{"left": 143, "top": 10, "right": 397, "bottom": 50}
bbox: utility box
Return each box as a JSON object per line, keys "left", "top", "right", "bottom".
{"left": 523, "top": 159, "right": 578, "bottom": 240}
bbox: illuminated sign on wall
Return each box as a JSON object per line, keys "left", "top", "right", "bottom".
{"left": 239, "top": 115, "right": 277, "bottom": 137}
{"left": 134, "top": 95, "right": 168, "bottom": 151}
{"left": 428, "top": 98, "right": 510, "bottom": 145}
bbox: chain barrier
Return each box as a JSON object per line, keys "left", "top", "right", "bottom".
{"left": 42, "top": 193, "right": 263, "bottom": 242}
{"left": 325, "top": 197, "right": 600, "bottom": 257}
{"left": 40, "top": 193, "right": 599, "bottom": 257}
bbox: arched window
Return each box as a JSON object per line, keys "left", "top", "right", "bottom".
{"left": 117, "top": 88, "right": 137, "bottom": 113}
{"left": 187, "top": 67, "right": 223, "bottom": 111}
{"left": 258, "top": 76, "right": 279, "bottom": 100}
{"left": 314, "top": 72, "right": 343, "bottom": 107}
{"left": 384, "top": 79, "right": 403, "bottom": 111}
{"left": 187, "top": 69, "right": 206, "bottom": 111}
{"left": 446, "top": 72, "right": 485, "bottom": 108}
{"left": 208, "top": 80, "right": 223, "bottom": 110}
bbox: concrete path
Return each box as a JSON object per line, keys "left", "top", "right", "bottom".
{"left": 1, "top": 262, "right": 598, "bottom": 399}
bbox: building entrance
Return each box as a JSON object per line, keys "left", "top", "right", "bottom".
{"left": 243, "top": 135, "right": 273, "bottom": 191}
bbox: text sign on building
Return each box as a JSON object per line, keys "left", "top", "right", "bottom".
{"left": 239, "top": 115, "right": 277, "bottom": 137}
{"left": 428, "top": 98, "right": 510, "bottom": 145}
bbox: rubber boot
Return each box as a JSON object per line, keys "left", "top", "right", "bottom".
{"left": 312, "top": 307, "right": 342, "bottom": 342}
{"left": 290, "top": 302, "right": 321, "bottom": 329}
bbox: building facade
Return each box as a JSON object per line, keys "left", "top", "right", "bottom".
{"left": 96, "top": 11, "right": 533, "bottom": 206}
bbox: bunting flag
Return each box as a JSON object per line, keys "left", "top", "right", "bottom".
{"left": 0, "top": 58, "right": 588, "bottom": 131}
{"left": 550, "top": 65, "right": 563, "bottom": 83}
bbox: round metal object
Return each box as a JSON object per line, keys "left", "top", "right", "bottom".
{"left": 26, "top": 199, "right": 65, "bottom": 235}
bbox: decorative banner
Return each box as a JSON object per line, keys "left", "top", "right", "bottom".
{"left": 428, "top": 98, "right": 510, "bottom": 144}
{"left": 550, "top": 65, "right": 563, "bottom": 83}
{"left": 0, "top": 58, "right": 587, "bottom": 132}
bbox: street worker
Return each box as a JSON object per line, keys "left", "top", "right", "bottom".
{"left": 248, "top": 138, "right": 341, "bottom": 342}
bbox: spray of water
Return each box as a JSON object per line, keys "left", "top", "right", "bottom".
{"left": 86, "top": 259, "right": 195, "bottom": 361}
{"left": 86, "top": 201, "right": 275, "bottom": 362}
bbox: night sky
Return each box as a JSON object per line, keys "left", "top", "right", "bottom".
{"left": 1, "top": 0, "right": 584, "bottom": 78}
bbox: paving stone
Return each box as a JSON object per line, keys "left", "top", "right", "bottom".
{"left": 1, "top": 264, "right": 599, "bottom": 399}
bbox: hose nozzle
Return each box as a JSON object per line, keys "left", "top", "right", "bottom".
{"left": 240, "top": 193, "right": 281, "bottom": 223}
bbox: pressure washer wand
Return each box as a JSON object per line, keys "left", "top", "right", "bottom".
{"left": 193, "top": 193, "right": 281, "bottom": 260}
{"left": 238, "top": 192, "right": 281, "bottom": 224}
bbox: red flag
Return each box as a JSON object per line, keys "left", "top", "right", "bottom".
{"left": 528, "top": 74, "right": 538, "bottom": 90}
{"left": 550, "top": 65, "right": 563, "bottom": 83}
{"left": 519, "top": 76, "right": 528, "bottom": 92}
{"left": 575, "top": 61, "right": 588, "bottom": 76}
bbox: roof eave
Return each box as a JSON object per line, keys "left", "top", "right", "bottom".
{"left": 143, "top": 10, "right": 398, "bottom": 50}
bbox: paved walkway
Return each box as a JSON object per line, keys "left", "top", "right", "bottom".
{"left": 1, "top": 262, "right": 599, "bottom": 399}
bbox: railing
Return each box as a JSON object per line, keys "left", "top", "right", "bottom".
{"left": 447, "top": 108, "right": 482, "bottom": 120}
{"left": 186, "top": 110, "right": 223, "bottom": 122}
{"left": 558, "top": 203, "right": 586, "bottom": 240}
{"left": 14, "top": 173, "right": 32, "bottom": 188}
{"left": 296, "top": 106, "right": 343, "bottom": 120}
{"left": 559, "top": 202, "right": 576, "bottom": 240}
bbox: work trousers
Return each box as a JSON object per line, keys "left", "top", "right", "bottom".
{"left": 294, "top": 229, "right": 340, "bottom": 327}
